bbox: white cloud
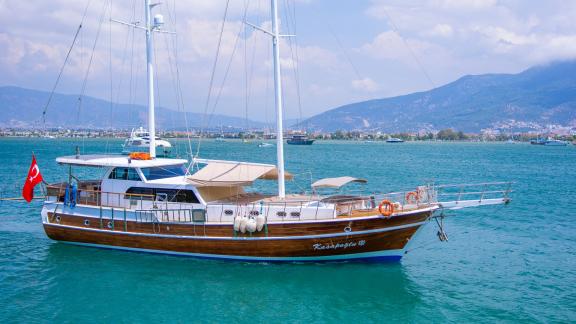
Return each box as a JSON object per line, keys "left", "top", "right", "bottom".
{"left": 424, "top": 24, "right": 454, "bottom": 38}
{"left": 432, "top": 0, "right": 497, "bottom": 10}
{"left": 351, "top": 77, "right": 379, "bottom": 92}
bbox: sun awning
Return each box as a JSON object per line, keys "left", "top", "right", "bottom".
{"left": 311, "top": 176, "right": 367, "bottom": 189}
{"left": 187, "top": 160, "right": 293, "bottom": 187}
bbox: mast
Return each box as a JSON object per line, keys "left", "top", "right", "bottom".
{"left": 145, "top": 0, "right": 156, "bottom": 158}
{"left": 271, "top": 0, "right": 286, "bottom": 198}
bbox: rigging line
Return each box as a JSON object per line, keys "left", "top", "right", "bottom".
{"left": 244, "top": 2, "right": 249, "bottom": 132}
{"left": 42, "top": 0, "right": 93, "bottom": 128}
{"left": 42, "top": 24, "right": 82, "bottom": 127}
{"left": 204, "top": 0, "right": 250, "bottom": 132}
{"left": 164, "top": 0, "right": 193, "bottom": 161}
{"left": 128, "top": 0, "right": 137, "bottom": 122}
{"left": 77, "top": 0, "right": 110, "bottom": 124}
{"left": 106, "top": 0, "right": 114, "bottom": 155}
{"left": 327, "top": 26, "right": 362, "bottom": 81}
{"left": 110, "top": 0, "right": 137, "bottom": 120}
{"left": 379, "top": 8, "right": 436, "bottom": 89}
{"left": 243, "top": 0, "right": 261, "bottom": 133}
{"left": 195, "top": 0, "right": 231, "bottom": 159}
{"left": 161, "top": 19, "right": 182, "bottom": 155}
{"left": 284, "top": 0, "right": 303, "bottom": 130}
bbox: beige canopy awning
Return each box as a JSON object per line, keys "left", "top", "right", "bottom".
{"left": 311, "top": 176, "right": 367, "bottom": 189}
{"left": 187, "top": 160, "right": 293, "bottom": 187}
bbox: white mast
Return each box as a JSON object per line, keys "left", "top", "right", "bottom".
{"left": 145, "top": 0, "right": 156, "bottom": 158}
{"left": 271, "top": 0, "right": 286, "bottom": 198}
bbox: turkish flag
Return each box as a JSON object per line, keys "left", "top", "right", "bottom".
{"left": 22, "top": 155, "right": 44, "bottom": 203}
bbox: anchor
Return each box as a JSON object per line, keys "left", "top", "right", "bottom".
{"left": 435, "top": 209, "right": 449, "bottom": 242}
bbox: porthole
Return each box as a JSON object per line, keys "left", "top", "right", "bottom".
{"left": 107, "top": 221, "right": 113, "bottom": 229}
{"left": 277, "top": 211, "right": 287, "bottom": 217}
{"left": 55, "top": 215, "right": 61, "bottom": 223}
{"left": 249, "top": 210, "right": 260, "bottom": 216}
{"left": 290, "top": 212, "right": 301, "bottom": 217}
{"left": 224, "top": 209, "right": 234, "bottom": 216}
{"left": 84, "top": 219, "right": 90, "bottom": 226}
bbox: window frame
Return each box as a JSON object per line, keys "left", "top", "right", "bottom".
{"left": 108, "top": 167, "right": 143, "bottom": 181}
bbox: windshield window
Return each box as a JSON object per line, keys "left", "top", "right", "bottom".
{"left": 109, "top": 167, "right": 142, "bottom": 181}
{"left": 141, "top": 165, "right": 186, "bottom": 180}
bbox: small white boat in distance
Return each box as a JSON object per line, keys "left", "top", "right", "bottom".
{"left": 122, "top": 127, "right": 172, "bottom": 157}
{"left": 530, "top": 137, "right": 568, "bottom": 146}
{"left": 258, "top": 142, "right": 274, "bottom": 148}
{"left": 386, "top": 137, "right": 404, "bottom": 143}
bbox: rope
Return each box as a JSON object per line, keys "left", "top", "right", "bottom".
{"left": 77, "top": 0, "right": 110, "bottom": 125}
{"left": 42, "top": 24, "right": 83, "bottom": 127}
{"left": 163, "top": 0, "right": 195, "bottom": 162}
{"left": 41, "top": 0, "right": 93, "bottom": 128}
{"left": 284, "top": 0, "right": 303, "bottom": 129}
{"left": 378, "top": 8, "right": 436, "bottom": 89}
{"left": 204, "top": 0, "right": 250, "bottom": 130}
{"left": 194, "top": 0, "right": 231, "bottom": 159}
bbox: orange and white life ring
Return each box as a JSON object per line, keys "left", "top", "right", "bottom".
{"left": 378, "top": 200, "right": 394, "bottom": 217}
{"left": 405, "top": 191, "right": 419, "bottom": 204}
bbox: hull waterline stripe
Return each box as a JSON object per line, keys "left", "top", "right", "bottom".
{"left": 60, "top": 241, "right": 405, "bottom": 262}
{"left": 44, "top": 221, "right": 427, "bottom": 241}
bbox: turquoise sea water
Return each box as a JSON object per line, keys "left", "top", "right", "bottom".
{"left": 0, "top": 138, "right": 575, "bottom": 322}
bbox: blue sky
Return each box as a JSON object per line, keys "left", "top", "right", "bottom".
{"left": 1, "top": 0, "right": 576, "bottom": 123}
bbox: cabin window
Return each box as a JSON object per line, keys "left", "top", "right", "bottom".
{"left": 141, "top": 165, "right": 186, "bottom": 180}
{"left": 126, "top": 187, "right": 154, "bottom": 200}
{"left": 109, "top": 167, "right": 142, "bottom": 181}
{"left": 155, "top": 189, "right": 200, "bottom": 204}
{"left": 125, "top": 187, "right": 199, "bottom": 204}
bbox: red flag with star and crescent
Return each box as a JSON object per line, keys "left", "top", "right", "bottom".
{"left": 22, "top": 154, "right": 43, "bottom": 203}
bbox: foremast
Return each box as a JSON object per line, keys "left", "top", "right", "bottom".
{"left": 145, "top": 0, "right": 159, "bottom": 158}
{"left": 271, "top": 0, "right": 286, "bottom": 198}
{"left": 114, "top": 0, "right": 164, "bottom": 158}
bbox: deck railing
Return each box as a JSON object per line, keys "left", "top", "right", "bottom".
{"left": 46, "top": 183, "right": 155, "bottom": 210}
{"left": 45, "top": 181, "right": 512, "bottom": 224}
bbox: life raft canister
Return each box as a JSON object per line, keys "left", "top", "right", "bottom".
{"left": 405, "top": 191, "right": 419, "bottom": 204}
{"left": 378, "top": 200, "right": 394, "bottom": 217}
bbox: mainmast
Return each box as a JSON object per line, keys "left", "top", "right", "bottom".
{"left": 271, "top": 0, "right": 286, "bottom": 198}
{"left": 145, "top": 0, "right": 157, "bottom": 158}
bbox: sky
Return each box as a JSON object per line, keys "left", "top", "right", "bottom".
{"left": 1, "top": 0, "right": 576, "bottom": 124}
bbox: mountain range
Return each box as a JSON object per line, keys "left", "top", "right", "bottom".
{"left": 300, "top": 60, "right": 576, "bottom": 132}
{"left": 0, "top": 86, "right": 266, "bottom": 130}
{"left": 2, "top": 61, "right": 576, "bottom": 133}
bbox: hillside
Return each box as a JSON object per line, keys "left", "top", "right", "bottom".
{"left": 300, "top": 61, "right": 576, "bottom": 132}
{"left": 0, "top": 86, "right": 266, "bottom": 130}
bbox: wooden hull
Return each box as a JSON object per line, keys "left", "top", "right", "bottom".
{"left": 42, "top": 210, "right": 433, "bottom": 262}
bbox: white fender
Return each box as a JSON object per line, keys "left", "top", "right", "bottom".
{"left": 239, "top": 216, "right": 248, "bottom": 233}
{"left": 233, "top": 215, "right": 242, "bottom": 232}
{"left": 256, "top": 214, "right": 265, "bottom": 231}
{"left": 246, "top": 218, "right": 257, "bottom": 233}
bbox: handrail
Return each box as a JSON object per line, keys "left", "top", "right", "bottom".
{"left": 43, "top": 181, "right": 512, "bottom": 222}
{"left": 46, "top": 184, "right": 156, "bottom": 199}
